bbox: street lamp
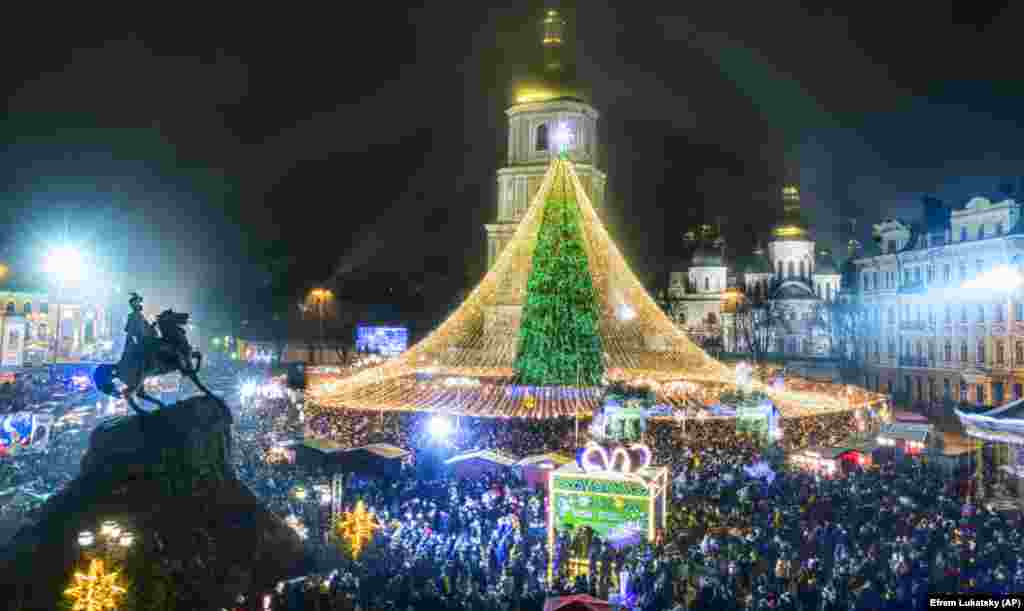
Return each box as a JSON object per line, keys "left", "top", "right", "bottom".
{"left": 44, "top": 246, "right": 84, "bottom": 366}
{"left": 309, "top": 288, "right": 333, "bottom": 365}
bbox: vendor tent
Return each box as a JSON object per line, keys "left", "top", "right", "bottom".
{"left": 444, "top": 450, "right": 519, "bottom": 480}
{"left": 334, "top": 443, "right": 410, "bottom": 478}
{"left": 543, "top": 594, "right": 614, "bottom": 611}
{"left": 517, "top": 453, "right": 572, "bottom": 489}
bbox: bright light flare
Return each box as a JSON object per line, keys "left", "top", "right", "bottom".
{"left": 962, "top": 265, "right": 1024, "bottom": 291}
{"left": 44, "top": 246, "right": 85, "bottom": 283}
{"left": 428, "top": 416, "right": 452, "bottom": 440}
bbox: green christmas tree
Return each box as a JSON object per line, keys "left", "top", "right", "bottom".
{"left": 514, "top": 165, "right": 604, "bottom": 385}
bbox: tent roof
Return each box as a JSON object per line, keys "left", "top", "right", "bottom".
{"left": 307, "top": 160, "right": 738, "bottom": 418}
{"left": 346, "top": 443, "right": 410, "bottom": 460}
{"left": 543, "top": 594, "right": 614, "bottom": 611}
{"left": 517, "top": 452, "right": 573, "bottom": 467}
{"left": 444, "top": 449, "right": 519, "bottom": 467}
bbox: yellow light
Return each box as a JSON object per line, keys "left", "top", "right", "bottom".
{"left": 63, "top": 558, "right": 126, "bottom": 611}
{"left": 773, "top": 226, "right": 806, "bottom": 238}
{"left": 335, "top": 500, "right": 381, "bottom": 558}
{"left": 515, "top": 89, "right": 558, "bottom": 104}
{"left": 310, "top": 288, "right": 333, "bottom": 300}
{"left": 304, "top": 158, "right": 873, "bottom": 420}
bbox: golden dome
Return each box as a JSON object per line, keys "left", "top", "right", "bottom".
{"left": 771, "top": 184, "right": 810, "bottom": 240}
{"left": 511, "top": 9, "right": 590, "bottom": 106}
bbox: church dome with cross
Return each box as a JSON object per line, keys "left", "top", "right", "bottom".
{"left": 486, "top": 8, "right": 607, "bottom": 271}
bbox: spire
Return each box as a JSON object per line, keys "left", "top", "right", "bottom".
{"left": 772, "top": 184, "right": 810, "bottom": 240}
{"left": 513, "top": 8, "right": 585, "bottom": 105}
{"left": 542, "top": 9, "right": 566, "bottom": 72}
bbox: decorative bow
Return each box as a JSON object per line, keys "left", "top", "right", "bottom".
{"left": 577, "top": 441, "right": 652, "bottom": 474}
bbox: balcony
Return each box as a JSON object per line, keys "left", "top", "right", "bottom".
{"left": 898, "top": 356, "right": 932, "bottom": 368}
{"left": 898, "top": 321, "right": 932, "bottom": 332}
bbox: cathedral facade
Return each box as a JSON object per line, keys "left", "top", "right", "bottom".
{"left": 665, "top": 186, "right": 842, "bottom": 356}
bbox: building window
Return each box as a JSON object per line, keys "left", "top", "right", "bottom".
{"left": 928, "top": 378, "right": 935, "bottom": 402}
{"left": 943, "top": 264, "right": 951, "bottom": 283}
{"left": 997, "top": 222, "right": 1004, "bottom": 235}
{"left": 862, "top": 273, "right": 869, "bottom": 291}
{"left": 915, "top": 341, "right": 923, "bottom": 358}
{"left": 873, "top": 271, "right": 879, "bottom": 289}
{"left": 903, "top": 270, "right": 910, "bottom": 286}
{"left": 977, "top": 384, "right": 986, "bottom": 405}
{"left": 704, "top": 277, "right": 709, "bottom": 291}
{"left": 916, "top": 378, "right": 923, "bottom": 400}
{"left": 995, "top": 303, "right": 1004, "bottom": 322}
{"left": 977, "top": 340, "right": 986, "bottom": 364}
{"left": 535, "top": 123, "right": 549, "bottom": 151}
{"left": 978, "top": 225, "right": 985, "bottom": 240}
{"left": 997, "top": 341, "right": 1005, "bottom": 365}
{"left": 4, "top": 302, "right": 12, "bottom": 315}
{"left": 945, "top": 305, "right": 951, "bottom": 323}
{"left": 1016, "top": 302, "right": 1024, "bottom": 321}
{"left": 887, "top": 239, "right": 897, "bottom": 253}
{"left": 1016, "top": 384, "right": 1023, "bottom": 401}
{"left": 888, "top": 340, "right": 896, "bottom": 358}
{"left": 888, "top": 306, "right": 896, "bottom": 323}
{"left": 903, "top": 304, "right": 911, "bottom": 322}
{"left": 977, "top": 304, "right": 985, "bottom": 323}
{"left": 960, "top": 342, "right": 968, "bottom": 362}
{"left": 928, "top": 341, "right": 935, "bottom": 362}
{"left": 944, "top": 379, "right": 951, "bottom": 400}
{"left": 944, "top": 341, "right": 952, "bottom": 362}
{"left": 926, "top": 266, "right": 934, "bottom": 284}
{"left": 786, "top": 261, "right": 794, "bottom": 278}
{"left": 960, "top": 382, "right": 968, "bottom": 403}
{"left": 927, "top": 305, "right": 934, "bottom": 324}
{"left": 22, "top": 302, "right": 30, "bottom": 315}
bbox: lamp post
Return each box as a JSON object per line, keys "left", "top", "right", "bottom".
{"left": 44, "top": 246, "right": 84, "bottom": 368}
{"left": 309, "top": 288, "right": 333, "bottom": 365}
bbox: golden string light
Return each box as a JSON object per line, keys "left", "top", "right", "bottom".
{"left": 63, "top": 558, "right": 126, "bottom": 611}
{"left": 306, "top": 159, "right": 881, "bottom": 420}
{"left": 335, "top": 500, "right": 381, "bottom": 558}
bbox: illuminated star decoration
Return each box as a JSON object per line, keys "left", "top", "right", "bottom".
{"left": 64, "top": 558, "right": 126, "bottom": 611}
{"left": 335, "top": 500, "right": 381, "bottom": 558}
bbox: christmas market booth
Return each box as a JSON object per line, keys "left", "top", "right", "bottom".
{"left": 518, "top": 453, "right": 573, "bottom": 490}
{"left": 790, "top": 444, "right": 872, "bottom": 476}
{"left": 444, "top": 449, "right": 520, "bottom": 480}
{"left": 876, "top": 422, "right": 939, "bottom": 459}
{"left": 548, "top": 449, "right": 668, "bottom": 552}
{"left": 334, "top": 443, "right": 410, "bottom": 479}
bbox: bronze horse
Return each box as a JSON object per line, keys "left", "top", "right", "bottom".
{"left": 93, "top": 309, "right": 226, "bottom": 420}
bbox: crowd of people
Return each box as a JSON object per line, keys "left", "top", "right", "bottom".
{"left": 3, "top": 356, "right": 1022, "bottom": 610}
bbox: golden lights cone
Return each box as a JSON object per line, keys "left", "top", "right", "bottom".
{"left": 308, "top": 159, "right": 867, "bottom": 418}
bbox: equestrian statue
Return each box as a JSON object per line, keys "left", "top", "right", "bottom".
{"left": 93, "top": 292, "right": 227, "bottom": 421}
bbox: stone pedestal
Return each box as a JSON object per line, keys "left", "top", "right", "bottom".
{"left": 0, "top": 396, "right": 311, "bottom": 611}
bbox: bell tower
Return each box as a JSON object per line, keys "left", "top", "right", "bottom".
{"left": 485, "top": 9, "right": 607, "bottom": 270}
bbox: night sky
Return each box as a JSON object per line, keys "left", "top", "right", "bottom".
{"left": 0, "top": 2, "right": 1021, "bottom": 329}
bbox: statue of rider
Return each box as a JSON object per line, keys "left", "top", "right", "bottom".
{"left": 123, "top": 292, "right": 158, "bottom": 365}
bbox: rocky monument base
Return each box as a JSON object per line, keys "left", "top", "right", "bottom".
{"left": 0, "top": 396, "right": 311, "bottom": 611}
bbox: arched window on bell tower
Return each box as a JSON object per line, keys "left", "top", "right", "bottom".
{"left": 535, "top": 123, "right": 549, "bottom": 151}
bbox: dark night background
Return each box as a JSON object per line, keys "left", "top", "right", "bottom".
{"left": 0, "top": 2, "right": 1020, "bottom": 332}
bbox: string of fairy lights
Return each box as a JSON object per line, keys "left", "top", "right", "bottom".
{"left": 307, "top": 158, "right": 883, "bottom": 419}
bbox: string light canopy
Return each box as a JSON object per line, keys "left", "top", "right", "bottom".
{"left": 308, "top": 159, "right": 867, "bottom": 418}
{"left": 63, "top": 558, "right": 127, "bottom": 611}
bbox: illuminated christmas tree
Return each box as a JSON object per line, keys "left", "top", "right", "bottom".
{"left": 63, "top": 558, "right": 126, "bottom": 611}
{"left": 334, "top": 500, "right": 381, "bottom": 558}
